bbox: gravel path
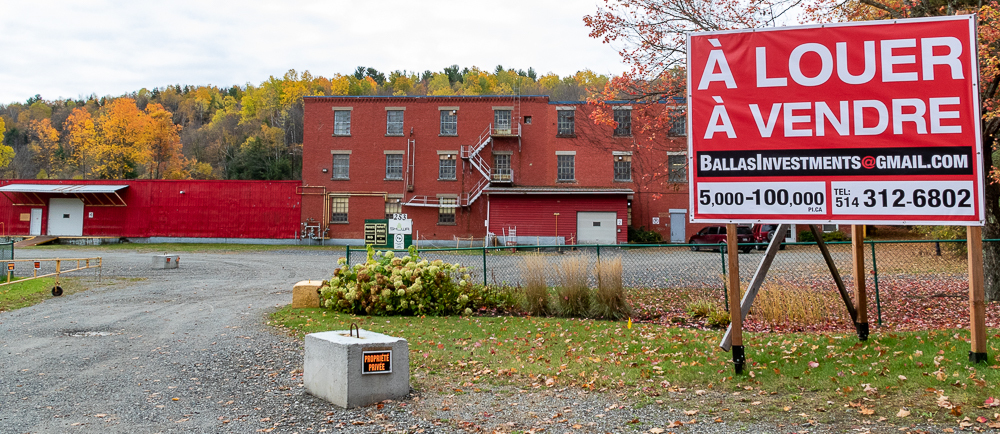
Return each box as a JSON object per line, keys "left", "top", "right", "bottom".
{"left": 0, "top": 247, "right": 952, "bottom": 433}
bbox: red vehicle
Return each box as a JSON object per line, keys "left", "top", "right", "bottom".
{"left": 688, "top": 225, "right": 753, "bottom": 253}
{"left": 751, "top": 223, "right": 787, "bottom": 250}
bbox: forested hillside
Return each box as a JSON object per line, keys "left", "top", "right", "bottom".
{"left": 0, "top": 66, "right": 608, "bottom": 181}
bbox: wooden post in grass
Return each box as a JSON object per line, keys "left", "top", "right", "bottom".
{"left": 967, "top": 225, "right": 987, "bottom": 363}
{"left": 726, "top": 223, "right": 745, "bottom": 374}
{"left": 851, "top": 225, "right": 869, "bottom": 341}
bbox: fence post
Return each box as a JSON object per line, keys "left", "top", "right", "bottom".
{"left": 869, "top": 240, "right": 881, "bottom": 326}
{"left": 596, "top": 244, "right": 601, "bottom": 262}
{"left": 482, "top": 245, "right": 488, "bottom": 287}
{"left": 346, "top": 245, "right": 351, "bottom": 266}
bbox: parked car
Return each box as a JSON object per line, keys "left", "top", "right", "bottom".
{"left": 688, "top": 225, "right": 753, "bottom": 253}
{"left": 751, "top": 223, "right": 787, "bottom": 250}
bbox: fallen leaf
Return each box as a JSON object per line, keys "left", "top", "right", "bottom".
{"left": 897, "top": 408, "right": 910, "bottom": 417}
{"left": 649, "top": 429, "right": 665, "bottom": 434}
{"left": 684, "top": 410, "right": 698, "bottom": 416}
{"left": 898, "top": 375, "right": 907, "bottom": 381}
{"left": 808, "top": 361, "right": 819, "bottom": 368}
{"left": 860, "top": 407, "right": 875, "bottom": 415}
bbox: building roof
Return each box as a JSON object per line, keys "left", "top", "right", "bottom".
{"left": 0, "top": 184, "right": 129, "bottom": 194}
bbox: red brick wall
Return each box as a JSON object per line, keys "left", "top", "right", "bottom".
{"left": 302, "top": 96, "right": 697, "bottom": 244}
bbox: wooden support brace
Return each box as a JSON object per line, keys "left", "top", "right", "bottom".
{"left": 810, "top": 225, "right": 859, "bottom": 325}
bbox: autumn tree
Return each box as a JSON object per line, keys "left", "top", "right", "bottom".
{"left": 91, "top": 98, "right": 151, "bottom": 179}
{"left": 27, "top": 119, "right": 61, "bottom": 178}
{"left": 144, "top": 103, "right": 187, "bottom": 179}
{"left": 62, "top": 107, "right": 98, "bottom": 178}
{"left": 0, "top": 116, "right": 13, "bottom": 173}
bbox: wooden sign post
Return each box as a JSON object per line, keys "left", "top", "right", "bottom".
{"left": 967, "top": 226, "right": 987, "bottom": 363}
{"left": 726, "top": 224, "right": 744, "bottom": 373}
{"left": 851, "top": 225, "right": 869, "bottom": 340}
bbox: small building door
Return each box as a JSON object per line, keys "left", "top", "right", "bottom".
{"left": 29, "top": 208, "right": 43, "bottom": 235}
{"left": 577, "top": 212, "right": 616, "bottom": 244}
{"left": 669, "top": 209, "right": 686, "bottom": 243}
{"left": 47, "top": 198, "right": 84, "bottom": 236}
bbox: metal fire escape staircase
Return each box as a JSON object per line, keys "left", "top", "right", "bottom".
{"left": 404, "top": 92, "right": 520, "bottom": 208}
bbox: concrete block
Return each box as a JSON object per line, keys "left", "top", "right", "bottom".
{"left": 152, "top": 254, "right": 179, "bottom": 269}
{"left": 304, "top": 329, "right": 409, "bottom": 408}
{"left": 292, "top": 280, "right": 323, "bottom": 308}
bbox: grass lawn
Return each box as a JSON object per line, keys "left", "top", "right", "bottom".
{"left": 271, "top": 307, "right": 1000, "bottom": 428}
{"left": 0, "top": 277, "right": 85, "bottom": 312}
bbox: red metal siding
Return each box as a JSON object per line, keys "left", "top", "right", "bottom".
{"left": 0, "top": 180, "right": 301, "bottom": 239}
{"left": 487, "top": 195, "right": 627, "bottom": 244}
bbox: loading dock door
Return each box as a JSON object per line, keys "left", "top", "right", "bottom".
{"left": 48, "top": 198, "right": 84, "bottom": 236}
{"left": 577, "top": 212, "right": 616, "bottom": 244}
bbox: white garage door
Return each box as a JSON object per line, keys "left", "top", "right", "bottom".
{"left": 48, "top": 198, "right": 84, "bottom": 236}
{"left": 577, "top": 212, "right": 616, "bottom": 244}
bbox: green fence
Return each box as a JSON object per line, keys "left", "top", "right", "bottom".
{"left": 346, "top": 239, "right": 983, "bottom": 326}
{"left": 0, "top": 241, "right": 12, "bottom": 262}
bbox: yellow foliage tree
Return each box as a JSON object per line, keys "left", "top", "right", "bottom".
{"left": 62, "top": 107, "right": 98, "bottom": 177}
{"left": 0, "top": 117, "right": 13, "bottom": 171}
{"left": 144, "top": 103, "right": 187, "bottom": 179}
{"left": 92, "top": 98, "right": 152, "bottom": 179}
{"left": 27, "top": 119, "right": 61, "bottom": 178}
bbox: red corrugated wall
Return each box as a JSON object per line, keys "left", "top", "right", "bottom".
{"left": 0, "top": 180, "right": 301, "bottom": 239}
{"left": 487, "top": 194, "right": 627, "bottom": 244}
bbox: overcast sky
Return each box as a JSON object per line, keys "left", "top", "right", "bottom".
{"left": 0, "top": 0, "right": 627, "bottom": 105}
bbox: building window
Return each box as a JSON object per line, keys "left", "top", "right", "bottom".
{"left": 385, "top": 154, "right": 403, "bottom": 180}
{"left": 614, "top": 154, "right": 632, "bottom": 182}
{"left": 493, "top": 153, "right": 512, "bottom": 182}
{"left": 494, "top": 110, "right": 512, "bottom": 134}
{"left": 440, "top": 110, "right": 457, "bottom": 135}
{"left": 386, "top": 110, "right": 404, "bottom": 136}
{"left": 385, "top": 197, "right": 402, "bottom": 220}
{"left": 332, "top": 153, "right": 350, "bottom": 180}
{"left": 331, "top": 196, "right": 348, "bottom": 223}
{"left": 438, "top": 154, "right": 456, "bottom": 180}
{"left": 557, "top": 154, "right": 575, "bottom": 182}
{"left": 668, "top": 107, "right": 686, "bottom": 137}
{"left": 438, "top": 198, "right": 457, "bottom": 224}
{"left": 668, "top": 153, "right": 687, "bottom": 182}
{"left": 557, "top": 110, "right": 575, "bottom": 136}
{"left": 524, "top": 116, "right": 532, "bottom": 124}
{"left": 613, "top": 108, "right": 631, "bottom": 137}
{"left": 334, "top": 110, "right": 351, "bottom": 136}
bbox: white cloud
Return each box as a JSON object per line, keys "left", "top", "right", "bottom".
{"left": 0, "top": 0, "right": 625, "bottom": 104}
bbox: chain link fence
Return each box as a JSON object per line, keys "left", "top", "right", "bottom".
{"left": 345, "top": 239, "right": 983, "bottom": 325}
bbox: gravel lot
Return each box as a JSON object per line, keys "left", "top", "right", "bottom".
{"left": 0, "top": 246, "right": 952, "bottom": 433}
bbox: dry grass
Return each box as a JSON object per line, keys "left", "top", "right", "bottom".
{"left": 751, "top": 281, "right": 849, "bottom": 327}
{"left": 520, "top": 255, "right": 550, "bottom": 316}
{"left": 555, "top": 256, "right": 591, "bottom": 317}
{"left": 592, "top": 257, "right": 631, "bottom": 320}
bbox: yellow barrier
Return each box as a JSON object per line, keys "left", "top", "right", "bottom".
{"left": 2, "top": 257, "right": 103, "bottom": 296}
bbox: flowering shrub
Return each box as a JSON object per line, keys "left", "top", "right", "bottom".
{"left": 320, "top": 246, "right": 479, "bottom": 316}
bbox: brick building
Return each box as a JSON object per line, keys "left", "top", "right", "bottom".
{"left": 300, "top": 95, "right": 692, "bottom": 246}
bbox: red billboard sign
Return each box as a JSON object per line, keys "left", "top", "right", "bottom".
{"left": 687, "top": 16, "right": 983, "bottom": 225}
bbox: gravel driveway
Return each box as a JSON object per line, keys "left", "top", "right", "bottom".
{"left": 0, "top": 247, "right": 948, "bottom": 433}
